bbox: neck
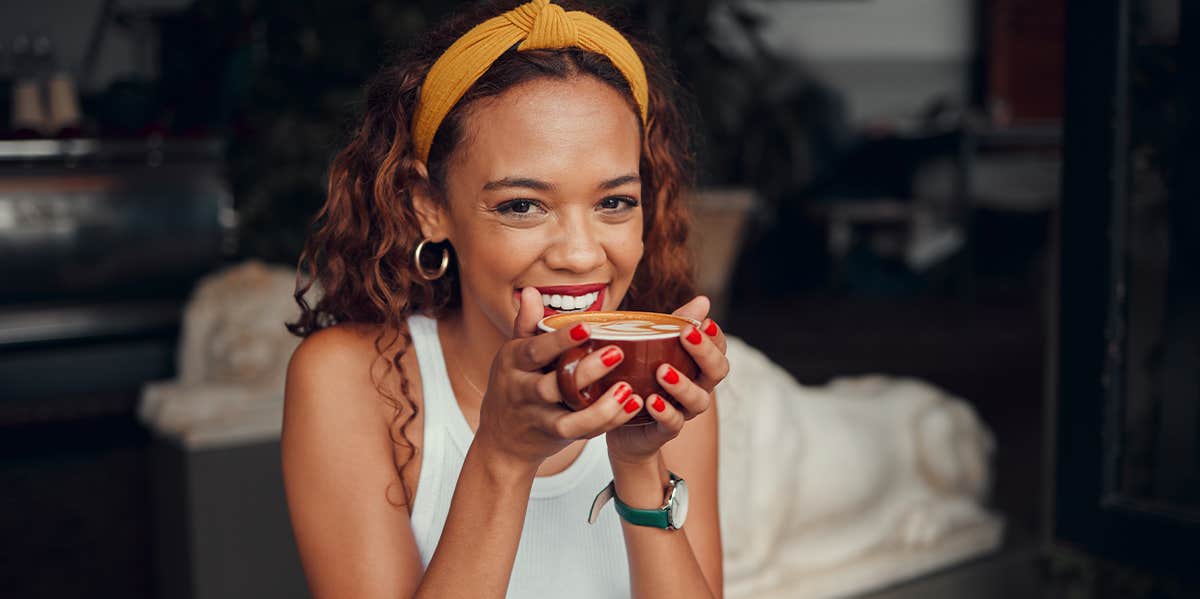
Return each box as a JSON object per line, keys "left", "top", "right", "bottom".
{"left": 438, "top": 302, "right": 510, "bottom": 411}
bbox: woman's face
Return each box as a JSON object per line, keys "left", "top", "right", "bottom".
{"left": 422, "top": 76, "right": 645, "bottom": 335}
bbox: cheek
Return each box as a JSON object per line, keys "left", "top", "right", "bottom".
{"left": 458, "top": 229, "right": 544, "bottom": 280}
{"left": 606, "top": 223, "right": 644, "bottom": 275}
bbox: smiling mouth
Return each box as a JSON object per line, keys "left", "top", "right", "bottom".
{"left": 529, "top": 283, "right": 606, "bottom": 316}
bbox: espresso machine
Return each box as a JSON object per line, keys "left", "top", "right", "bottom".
{"left": 0, "top": 137, "right": 232, "bottom": 597}
{"left": 0, "top": 137, "right": 232, "bottom": 400}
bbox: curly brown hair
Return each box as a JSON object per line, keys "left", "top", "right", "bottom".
{"left": 288, "top": 0, "right": 696, "bottom": 505}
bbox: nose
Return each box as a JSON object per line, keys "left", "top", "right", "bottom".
{"left": 543, "top": 212, "right": 606, "bottom": 274}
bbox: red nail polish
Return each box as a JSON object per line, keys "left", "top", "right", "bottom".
{"left": 624, "top": 399, "right": 640, "bottom": 414}
{"left": 652, "top": 396, "right": 666, "bottom": 412}
{"left": 601, "top": 347, "right": 622, "bottom": 367}
{"left": 614, "top": 383, "right": 631, "bottom": 403}
{"left": 705, "top": 320, "right": 719, "bottom": 337}
{"left": 570, "top": 324, "right": 589, "bottom": 341}
{"left": 663, "top": 366, "right": 680, "bottom": 385}
{"left": 686, "top": 327, "right": 702, "bottom": 345}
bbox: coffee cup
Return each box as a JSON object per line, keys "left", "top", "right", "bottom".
{"left": 537, "top": 310, "right": 701, "bottom": 425}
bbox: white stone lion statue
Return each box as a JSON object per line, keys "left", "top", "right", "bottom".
{"left": 716, "top": 339, "right": 1002, "bottom": 598}
{"left": 139, "top": 261, "right": 303, "bottom": 447}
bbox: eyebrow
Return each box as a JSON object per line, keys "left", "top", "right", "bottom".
{"left": 598, "top": 174, "right": 640, "bottom": 190}
{"left": 481, "top": 173, "right": 640, "bottom": 193}
{"left": 483, "top": 177, "right": 553, "bottom": 192}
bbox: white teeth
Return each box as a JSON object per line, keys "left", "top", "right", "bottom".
{"left": 540, "top": 290, "right": 601, "bottom": 311}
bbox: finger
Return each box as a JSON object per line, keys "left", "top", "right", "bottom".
{"left": 533, "top": 370, "right": 566, "bottom": 405}
{"left": 530, "top": 344, "right": 625, "bottom": 405}
{"left": 510, "top": 318, "right": 591, "bottom": 372}
{"left": 512, "top": 286, "right": 546, "bottom": 339}
{"left": 699, "top": 318, "right": 728, "bottom": 354}
{"left": 549, "top": 382, "right": 640, "bottom": 439}
{"left": 644, "top": 393, "right": 686, "bottom": 439}
{"left": 606, "top": 393, "right": 645, "bottom": 432}
{"left": 671, "top": 295, "right": 710, "bottom": 324}
{"left": 571, "top": 344, "right": 625, "bottom": 389}
{"left": 657, "top": 362, "right": 714, "bottom": 419}
{"left": 592, "top": 390, "right": 645, "bottom": 437}
{"left": 678, "top": 324, "right": 730, "bottom": 392}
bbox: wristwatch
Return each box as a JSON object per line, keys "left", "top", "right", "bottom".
{"left": 587, "top": 472, "right": 689, "bottom": 530}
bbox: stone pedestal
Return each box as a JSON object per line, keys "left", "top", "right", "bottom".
{"left": 150, "top": 437, "right": 309, "bottom": 599}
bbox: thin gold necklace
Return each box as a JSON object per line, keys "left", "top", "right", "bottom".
{"left": 447, "top": 339, "right": 487, "bottom": 398}
{"left": 459, "top": 368, "right": 486, "bottom": 398}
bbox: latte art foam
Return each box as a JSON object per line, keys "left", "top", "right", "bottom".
{"left": 588, "top": 319, "right": 685, "bottom": 339}
{"left": 539, "top": 311, "right": 694, "bottom": 340}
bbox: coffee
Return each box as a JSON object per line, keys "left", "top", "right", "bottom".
{"left": 538, "top": 311, "right": 700, "bottom": 425}
{"left": 541, "top": 312, "right": 688, "bottom": 340}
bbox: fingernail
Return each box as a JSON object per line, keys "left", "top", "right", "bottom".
{"left": 705, "top": 320, "right": 719, "bottom": 337}
{"left": 652, "top": 395, "right": 666, "bottom": 412}
{"left": 614, "top": 383, "right": 631, "bottom": 403}
{"left": 663, "top": 366, "right": 680, "bottom": 385}
{"left": 686, "top": 327, "right": 702, "bottom": 345}
{"left": 624, "top": 399, "right": 641, "bottom": 414}
{"left": 601, "top": 347, "right": 622, "bottom": 367}
{"left": 570, "top": 324, "right": 589, "bottom": 341}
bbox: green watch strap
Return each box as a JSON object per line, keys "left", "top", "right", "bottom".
{"left": 594, "top": 471, "right": 682, "bottom": 529}
{"left": 613, "top": 493, "right": 672, "bottom": 528}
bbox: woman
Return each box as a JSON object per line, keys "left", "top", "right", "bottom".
{"left": 281, "top": 1, "right": 728, "bottom": 597}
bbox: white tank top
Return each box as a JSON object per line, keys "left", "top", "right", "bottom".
{"left": 406, "top": 315, "right": 632, "bottom": 598}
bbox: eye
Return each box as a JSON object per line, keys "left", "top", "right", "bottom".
{"left": 495, "top": 199, "right": 546, "bottom": 218}
{"left": 598, "top": 196, "right": 639, "bottom": 212}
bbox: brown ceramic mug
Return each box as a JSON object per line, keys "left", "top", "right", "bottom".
{"left": 537, "top": 311, "right": 701, "bottom": 425}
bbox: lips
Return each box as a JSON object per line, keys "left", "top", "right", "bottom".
{"left": 534, "top": 283, "right": 606, "bottom": 295}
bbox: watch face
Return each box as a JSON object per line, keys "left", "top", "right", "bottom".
{"left": 669, "top": 479, "right": 689, "bottom": 529}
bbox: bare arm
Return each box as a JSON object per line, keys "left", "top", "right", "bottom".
{"left": 282, "top": 327, "right": 424, "bottom": 598}
{"left": 617, "top": 399, "right": 723, "bottom": 599}
{"left": 412, "top": 439, "right": 536, "bottom": 598}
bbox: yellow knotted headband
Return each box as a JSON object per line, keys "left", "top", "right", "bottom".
{"left": 411, "top": 0, "right": 650, "bottom": 163}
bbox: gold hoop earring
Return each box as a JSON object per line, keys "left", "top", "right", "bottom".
{"left": 414, "top": 238, "right": 450, "bottom": 281}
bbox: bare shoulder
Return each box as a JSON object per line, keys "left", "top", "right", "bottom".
{"left": 284, "top": 322, "right": 426, "bottom": 490}
{"left": 286, "top": 322, "right": 422, "bottom": 427}
{"left": 288, "top": 322, "right": 397, "bottom": 383}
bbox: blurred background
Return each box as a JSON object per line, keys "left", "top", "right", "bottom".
{"left": 0, "top": 0, "right": 1196, "bottom": 597}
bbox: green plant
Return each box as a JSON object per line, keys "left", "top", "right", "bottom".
{"left": 615, "top": 0, "right": 843, "bottom": 198}
{"left": 226, "top": 0, "right": 454, "bottom": 263}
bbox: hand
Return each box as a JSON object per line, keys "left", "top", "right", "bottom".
{"left": 606, "top": 295, "right": 730, "bottom": 465}
{"left": 473, "top": 287, "right": 646, "bottom": 469}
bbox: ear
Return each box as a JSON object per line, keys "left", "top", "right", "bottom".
{"left": 410, "top": 160, "right": 451, "bottom": 242}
